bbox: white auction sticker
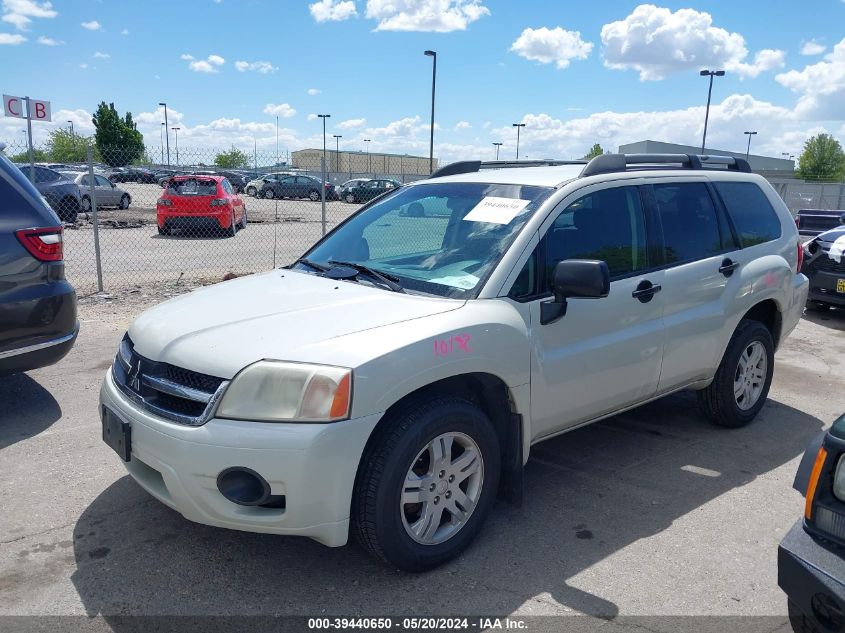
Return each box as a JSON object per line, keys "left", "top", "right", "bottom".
{"left": 463, "top": 197, "right": 531, "bottom": 225}
{"left": 829, "top": 235, "right": 845, "bottom": 263}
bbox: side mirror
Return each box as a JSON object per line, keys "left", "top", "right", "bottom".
{"left": 540, "top": 259, "right": 610, "bottom": 325}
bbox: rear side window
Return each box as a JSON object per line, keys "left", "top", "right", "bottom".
{"left": 713, "top": 182, "right": 782, "bottom": 247}
{"left": 653, "top": 182, "right": 725, "bottom": 264}
{"left": 167, "top": 178, "right": 218, "bottom": 195}
{"left": 34, "top": 167, "right": 60, "bottom": 183}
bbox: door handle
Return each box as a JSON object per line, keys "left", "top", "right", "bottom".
{"left": 632, "top": 280, "right": 662, "bottom": 302}
{"left": 719, "top": 258, "right": 740, "bottom": 277}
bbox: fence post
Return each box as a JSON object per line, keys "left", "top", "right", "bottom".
{"left": 320, "top": 155, "right": 327, "bottom": 236}
{"left": 87, "top": 145, "right": 104, "bottom": 293}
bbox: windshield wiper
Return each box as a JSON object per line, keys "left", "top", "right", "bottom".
{"left": 327, "top": 260, "right": 405, "bottom": 293}
{"left": 296, "top": 258, "right": 330, "bottom": 272}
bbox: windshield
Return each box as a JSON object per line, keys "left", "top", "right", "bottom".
{"left": 167, "top": 178, "right": 218, "bottom": 196}
{"left": 298, "top": 181, "right": 552, "bottom": 298}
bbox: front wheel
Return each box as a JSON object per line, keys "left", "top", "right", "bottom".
{"left": 345, "top": 193, "right": 356, "bottom": 204}
{"left": 119, "top": 194, "right": 130, "bottom": 210}
{"left": 309, "top": 190, "right": 320, "bottom": 202}
{"left": 246, "top": 186, "right": 256, "bottom": 197}
{"left": 697, "top": 319, "right": 774, "bottom": 427}
{"left": 353, "top": 397, "right": 500, "bottom": 571}
{"left": 263, "top": 189, "right": 275, "bottom": 199}
{"left": 81, "top": 195, "right": 92, "bottom": 212}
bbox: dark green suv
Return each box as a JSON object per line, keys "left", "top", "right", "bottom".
{"left": 342, "top": 178, "right": 401, "bottom": 204}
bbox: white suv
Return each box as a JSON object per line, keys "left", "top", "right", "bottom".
{"left": 100, "top": 154, "right": 809, "bottom": 571}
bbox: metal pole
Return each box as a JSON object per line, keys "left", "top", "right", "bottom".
{"left": 513, "top": 124, "right": 525, "bottom": 160}
{"left": 25, "top": 97, "right": 34, "bottom": 183}
{"left": 276, "top": 115, "right": 279, "bottom": 166}
{"left": 87, "top": 145, "right": 103, "bottom": 292}
{"left": 493, "top": 142, "right": 502, "bottom": 160}
{"left": 424, "top": 50, "right": 437, "bottom": 174}
{"left": 172, "top": 127, "right": 180, "bottom": 167}
{"left": 701, "top": 74, "right": 713, "bottom": 154}
{"left": 318, "top": 114, "right": 330, "bottom": 236}
{"left": 159, "top": 123, "right": 164, "bottom": 164}
{"left": 160, "top": 103, "right": 170, "bottom": 168}
{"left": 744, "top": 131, "right": 757, "bottom": 161}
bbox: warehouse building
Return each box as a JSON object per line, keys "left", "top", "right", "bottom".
{"left": 292, "top": 149, "right": 437, "bottom": 177}
{"left": 618, "top": 140, "right": 794, "bottom": 175}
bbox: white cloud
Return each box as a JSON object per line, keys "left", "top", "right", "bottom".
{"left": 307, "top": 88, "right": 321, "bottom": 95}
{"left": 36, "top": 34, "right": 61, "bottom": 45}
{"left": 454, "top": 121, "right": 471, "bottom": 130}
{"left": 601, "top": 5, "right": 783, "bottom": 80}
{"left": 0, "top": 31, "right": 25, "bottom": 43}
{"left": 365, "top": 115, "right": 422, "bottom": 138}
{"left": 121, "top": 28, "right": 129, "bottom": 35}
{"left": 307, "top": 113, "right": 318, "bottom": 121}
{"left": 309, "top": 0, "right": 357, "bottom": 22}
{"left": 78, "top": 62, "right": 87, "bottom": 69}
{"left": 135, "top": 105, "right": 184, "bottom": 128}
{"left": 1, "top": 0, "right": 57, "bottom": 30}
{"left": 93, "top": 51, "right": 110, "bottom": 58}
{"left": 263, "top": 103, "right": 297, "bottom": 118}
{"left": 365, "top": 0, "right": 489, "bottom": 32}
{"left": 800, "top": 39, "right": 825, "bottom": 56}
{"left": 510, "top": 26, "right": 593, "bottom": 70}
{"left": 776, "top": 37, "right": 845, "bottom": 119}
{"left": 234, "top": 60, "right": 277, "bottom": 74}
{"left": 180, "top": 53, "right": 194, "bottom": 60}
{"left": 80, "top": 20, "right": 101, "bottom": 31}
{"left": 338, "top": 118, "right": 367, "bottom": 129}
{"left": 187, "top": 54, "right": 225, "bottom": 73}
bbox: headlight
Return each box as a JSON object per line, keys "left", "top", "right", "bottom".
{"left": 216, "top": 361, "right": 351, "bottom": 422}
{"left": 835, "top": 455, "right": 845, "bottom": 502}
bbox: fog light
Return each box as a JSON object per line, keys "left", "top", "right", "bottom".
{"left": 216, "top": 467, "right": 270, "bottom": 506}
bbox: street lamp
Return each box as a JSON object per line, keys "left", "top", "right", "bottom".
{"left": 171, "top": 126, "right": 180, "bottom": 167}
{"left": 159, "top": 123, "right": 165, "bottom": 164}
{"left": 424, "top": 50, "right": 437, "bottom": 174}
{"left": 317, "top": 114, "right": 330, "bottom": 235}
{"left": 512, "top": 123, "right": 526, "bottom": 160}
{"left": 699, "top": 69, "right": 725, "bottom": 153}
{"left": 67, "top": 120, "right": 74, "bottom": 136}
{"left": 333, "top": 134, "right": 342, "bottom": 171}
{"left": 492, "top": 142, "right": 503, "bottom": 160}
{"left": 159, "top": 102, "right": 171, "bottom": 167}
{"left": 364, "top": 138, "right": 371, "bottom": 173}
{"left": 744, "top": 131, "right": 757, "bottom": 161}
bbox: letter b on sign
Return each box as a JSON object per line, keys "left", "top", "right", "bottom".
{"left": 31, "top": 99, "right": 51, "bottom": 121}
{"left": 2, "top": 95, "right": 51, "bottom": 121}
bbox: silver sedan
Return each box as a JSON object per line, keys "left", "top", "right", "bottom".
{"left": 60, "top": 171, "right": 132, "bottom": 211}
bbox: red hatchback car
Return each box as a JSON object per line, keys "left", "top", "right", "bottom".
{"left": 156, "top": 175, "right": 246, "bottom": 237}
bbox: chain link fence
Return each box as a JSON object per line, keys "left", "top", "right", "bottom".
{"left": 3, "top": 140, "right": 430, "bottom": 295}
{"left": 768, "top": 179, "right": 845, "bottom": 215}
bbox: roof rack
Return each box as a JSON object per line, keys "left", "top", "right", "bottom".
{"left": 429, "top": 159, "right": 587, "bottom": 179}
{"left": 580, "top": 153, "right": 752, "bottom": 177}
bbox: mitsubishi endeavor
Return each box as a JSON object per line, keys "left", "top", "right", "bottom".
{"left": 100, "top": 154, "right": 809, "bottom": 571}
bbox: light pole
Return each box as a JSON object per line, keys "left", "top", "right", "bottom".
{"left": 512, "top": 123, "right": 525, "bottom": 160}
{"left": 317, "top": 114, "right": 330, "bottom": 236}
{"left": 333, "top": 134, "right": 342, "bottom": 172}
{"left": 492, "top": 142, "right": 502, "bottom": 160}
{"left": 699, "top": 69, "right": 725, "bottom": 153}
{"left": 159, "top": 123, "right": 165, "bottom": 164}
{"left": 275, "top": 115, "right": 279, "bottom": 166}
{"left": 364, "top": 138, "right": 371, "bottom": 173}
{"left": 744, "top": 131, "right": 757, "bottom": 161}
{"left": 423, "top": 50, "right": 437, "bottom": 174}
{"left": 159, "top": 102, "right": 171, "bottom": 167}
{"left": 67, "top": 120, "right": 74, "bottom": 136}
{"left": 171, "top": 127, "right": 180, "bottom": 167}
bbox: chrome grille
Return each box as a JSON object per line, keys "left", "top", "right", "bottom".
{"left": 112, "top": 335, "right": 229, "bottom": 426}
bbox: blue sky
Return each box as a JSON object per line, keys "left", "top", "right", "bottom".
{"left": 1, "top": 0, "right": 844, "bottom": 163}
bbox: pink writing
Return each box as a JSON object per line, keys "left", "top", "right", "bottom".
{"left": 434, "top": 334, "right": 472, "bottom": 355}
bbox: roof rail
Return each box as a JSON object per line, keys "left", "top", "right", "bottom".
{"left": 429, "top": 159, "right": 588, "bottom": 179}
{"left": 580, "top": 153, "right": 752, "bottom": 177}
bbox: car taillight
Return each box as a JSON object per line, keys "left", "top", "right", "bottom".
{"left": 15, "top": 226, "right": 63, "bottom": 262}
{"left": 157, "top": 198, "right": 172, "bottom": 206}
{"left": 210, "top": 198, "right": 228, "bottom": 206}
{"left": 796, "top": 240, "right": 804, "bottom": 273}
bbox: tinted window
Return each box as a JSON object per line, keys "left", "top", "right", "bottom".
{"left": 653, "top": 182, "right": 724, "bottom": 264}
{"left": 34, "top": 167, "right": 59, "bottom": 183}
{"left": 713, "top": 181, "right": 781, "bottom": 247}
{"left": 167, "top": 178, "right": 217, "bottom": 196}
{"left": 80, "top": 175, "right": 94, "bottom": 187}
{"left": 544, "top": 185, "right": 647, "bottom": 285}
{"left": 0, "top": 154, "right": 46, "bottom": 215}
{"left": 221, "top": 179, "right": 233, "bottom": 194}
{"left": 95, "top": 175, "right": 111, "bottom": 187}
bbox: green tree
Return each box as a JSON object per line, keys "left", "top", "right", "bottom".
{"left": 8, "top": 148, "right": 49, "bottom": 163}
{"left": 46, "top": 128, "right": 98, "bottom": 163}
{"left": 583, "top": 143, "right": 606, "bottom": 160}
{"left": 92, "top": 102, "right": 145, "bottom": 167}
{"left": 796, "top": 133, "right": 845, "bottom": 181}
{"left": 214, "top": 147, "right": 249, "bottom": 168}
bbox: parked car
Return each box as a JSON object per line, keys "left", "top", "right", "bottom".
{"left": 244, "top": 172, "right": 294, "bottom": 197}
{"left": 342, "top": 178, "right": 401, "bottom": 204}
{"left": 801, "top": 226, "right": 845, "bottom": 310}
{"left": 796, "top": 208, "right": 845, "bottom": 236}
{"left": 108, "top": 167, "right": 156, "bottom": 184}
{"left": 779, "top": 413, "right": 845, "bottom": 633}
{"left": 193, "top": 170, "right": 248, "bottom": 194}
{"left": 155, "top": 170, "right": 186, "bottom": 187}
{"left": 0, "top": 150, "right": 78, "bottom": 375}
{"left": 101, "top": 153, "right": 807, "bottom": 571}
{"left": 338, "top": 178, "right": 370, "bottom": 202}
{"left": 60, "top": 172, "right": 131, "bottom": 211}
{"left": 260, "top": 174, "right": 336, "bottom": 201}
{"left": 156, "top": 175, "right": 246, "bottom": 237}
{"left": 18, "top": 165, "right": 81, "bottom": 223}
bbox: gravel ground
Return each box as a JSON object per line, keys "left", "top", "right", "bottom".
{"left": 0, "top": 296, "right": 843, "bottom": 622}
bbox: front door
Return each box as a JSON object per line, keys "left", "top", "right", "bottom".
{"left": 95, "top": 175, "right": 118, "bottom": 206}
{"left": 523, "top": 183, "right": 666, "bottom": 439}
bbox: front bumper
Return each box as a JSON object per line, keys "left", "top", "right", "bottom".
{"left": 779, "top": 520, "right": 845, "bottom": 631}
{"left": 100, "top": 369, "right": 382, "bottom": 546}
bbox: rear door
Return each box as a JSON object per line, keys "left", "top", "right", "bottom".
{"left": 647, "top": 179, "right": 742, "bottom": 391}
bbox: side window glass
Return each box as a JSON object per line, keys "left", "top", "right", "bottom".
{"left": 713, "top": 181, "right": 782, "bottom": 247}
{"left": 543, "top": 186, "right": 647, "bottom": 288}
{"left": 653, "top": 182, "right": 724, "bottom": 264}
{"left": 95, "top": 175, "right": 111, "bottom": 186}
{"left": 509, "top": 245, "right": 539, "bottom": 300}
{"left": 80, "top": 175, "right": 93, "bottom": 187}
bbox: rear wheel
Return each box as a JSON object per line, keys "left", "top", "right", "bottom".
{"left": 237, "top": 208, "right": 247, "bottom": 230}
{"left": 119, "top": 194, "right": 130, "bottom": 210}
{"left": 346, "top": 193, "right": 356, "bottom": 204}
{"left": 81, "top": 195, "right": 92, "bottom": 212}
{"left": 226, "top": 211, "right": 237, "bottom": 237}
{"left": 697, "top": 320, "right": 774, "bottom": 428}
{"left": 263, "top": 189, "right": 275, "bottom": 199}
{"left": 158, "top": 224, "right": 170, "bottom": 236}
{"left": 246, "top": 186, "right": 256, "bottom": 197}
{"left": 58, "top": 197, "right": 79, "bottom": 223}
{"left": 353, "top": 397, "right": 500, "bottom": 571}
{"left": 309, "top": 190, "right": 320, "bottom": 202}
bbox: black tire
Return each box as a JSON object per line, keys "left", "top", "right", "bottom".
{"left": 697, "top": 319, "right": 775, "bottom": 428}
{"left": 353, "top": 396, "right": 500, "bottom": 572}
{"left": 119, "top": 194, "right": 130, "bottom": 210}
{"left": 226, "top": 211, "right": 237, "bottom": 237}
{"left": 346, "top": 193, "right": 356, "bottom": 204}
{"left": 309, "top": 190, "right": 320, "bottom": 202}
{"left": 158, "top": 224, "right": 170, "bottom": 236}
{"left": 238, "top": 208, "right": 247, "bottom": 230}
{"left": 81, "top": 195, "right": 92, "bottom": 213}
{"left": 246, "top": 186, "right": 256, "bottom": 197}
{"left": 58, "top": 197, "right": 79, "bottom": 223}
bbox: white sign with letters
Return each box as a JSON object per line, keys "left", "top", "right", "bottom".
{"left": 3, "top": 94, "right": 51, "bottom": 121}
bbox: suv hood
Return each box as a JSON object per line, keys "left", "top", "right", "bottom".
{"left": 129, "top": 269, "right": 464, "bottom": 378}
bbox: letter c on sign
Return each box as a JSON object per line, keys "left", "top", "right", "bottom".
{"left": 6, "top": 97, "right": 20, "bottom": 117}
